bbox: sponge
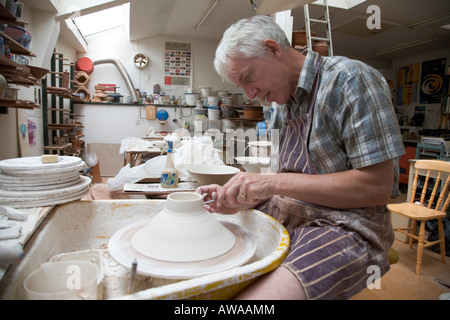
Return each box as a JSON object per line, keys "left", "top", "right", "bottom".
{"left": 41, "top": 154, "right": 58, "bottom": 164}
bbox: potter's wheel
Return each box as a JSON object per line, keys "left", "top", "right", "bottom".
{"left": 108, "top": 219, "right": 256, "bottom": 279}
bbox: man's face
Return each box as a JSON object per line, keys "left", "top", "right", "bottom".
{"left": 227, "top": 52, "right": 292, "bottom": 105}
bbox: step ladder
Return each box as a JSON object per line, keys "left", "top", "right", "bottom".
{"left": 304, "top": 0, "right": 333, "bottom": 56}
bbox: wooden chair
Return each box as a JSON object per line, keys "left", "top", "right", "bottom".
{"left": 387, "top": 159, "right": 448, "bottom": 275}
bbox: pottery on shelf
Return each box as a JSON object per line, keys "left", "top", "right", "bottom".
{"left": 131, "top": 192, "right": 236, "bottom": 262}
{"left": 0, "top": 74, "right": 7, "bottom": 97}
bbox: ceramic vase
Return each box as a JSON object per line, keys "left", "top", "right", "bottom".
{"left": 131, "top": 192, "right": 236, "bottom": 262}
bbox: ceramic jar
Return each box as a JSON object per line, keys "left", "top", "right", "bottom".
{"left": 0, "top": 74, "right": 7, "bottom": 97}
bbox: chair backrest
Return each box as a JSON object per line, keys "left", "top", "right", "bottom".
{"left": 415, "top": 143, "right": 444, "bottom": 159}
{"left": 410, "top": 160, "right": 450, "bottom": 212}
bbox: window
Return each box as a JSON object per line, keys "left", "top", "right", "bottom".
{"left": 71, "top": 4, "right": 128, "bottom": 38}
{"left": 312, "top": 0, "right": 366, "bottom": 10}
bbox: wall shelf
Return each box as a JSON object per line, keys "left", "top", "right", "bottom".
{"left": 0, "top": 3, "right": 47, "bottom": 111}
{"left": 73, "top": 101, "right": 197, "bottom": 108}
{"left": 44, "top": 143, "right": 72, "bottom": 152}
{"left": 43, "top": 51, "right": 85, "bottom": 157}
{"left": 0, "top": 97, "right": 38, "bottom": 109}
{"left": 0, "top": 4, "right": 26, "bottom": 27}
{"left": 0, "top": 30, "right": 35, "bottom": 57}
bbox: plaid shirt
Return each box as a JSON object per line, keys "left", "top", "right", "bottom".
{"left": 270, "top": 51, "right": 405, "bottom": 189}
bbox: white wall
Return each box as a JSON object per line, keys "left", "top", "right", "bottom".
{"left": 72, "top": 26, "right": 245, "bottom": 145}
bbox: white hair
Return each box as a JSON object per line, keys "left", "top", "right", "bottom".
{"left": 214, "top": 15, "right": 291, "bottom": 83}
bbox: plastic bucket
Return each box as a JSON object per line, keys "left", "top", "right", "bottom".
{"left": 75, "top": 57, "right": 94, "bottom": 74}
{"left": 23, "top": 260, "right": 99, "bottom": 300}
{"left": 208, "top": 109, "right": 220, "bottom": 120}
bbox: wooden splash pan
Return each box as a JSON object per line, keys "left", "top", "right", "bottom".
{"left": 0, "top": 200, "right": 289, "bottom": 300}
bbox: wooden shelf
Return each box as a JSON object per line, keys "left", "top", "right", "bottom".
{"left": 0, "top": 30, "right": 35, "bottom": 57}
{"left": 0, "top": 55, "right": 46, "bottom": 86}
{"left": 0, "top": 97, "right": 39, "bottom": 109}
{"left": 48, "top": 107, "right": 71, "bottom": 112}
{"left": 46, "top": 123, "right": 84, "bottom": 130}
{"left": 44, "top": 143, "right": 72, "bottom": 151}
{"left": 0, "top": 4, "right": 46, "bottom": 109}
{"left": 0, "top": 4, "right": 27, "bottom": 27}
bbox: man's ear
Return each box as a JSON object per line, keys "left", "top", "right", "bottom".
{"left": 263, "top": 39, "right": 281, "bottom": 57}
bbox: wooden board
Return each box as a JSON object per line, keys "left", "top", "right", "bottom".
{"left": 146, "top": 104, "right": 156, "bottom": 120}
{"left": 87, "top": 143, "right": 123, "bottom": 177}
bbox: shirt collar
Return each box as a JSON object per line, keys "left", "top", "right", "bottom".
{"left": 289, "top": 50, "right": 320, "bottom": 105}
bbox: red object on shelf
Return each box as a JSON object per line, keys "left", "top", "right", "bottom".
{"left": 399, "top": 146, "right": 417, "bottom": 185}
{"left": 75, "top": 57, "right": 94, "bottom": 74}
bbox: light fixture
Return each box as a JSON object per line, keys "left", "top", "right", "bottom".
{"left": 373, "top": 35, "right": 438, "bottom": 56}
{"left": 194, "top": 0, "right": 220, "bottom": 31}
{"left": 408, "top": 11, "right": 450, "bottom": 30}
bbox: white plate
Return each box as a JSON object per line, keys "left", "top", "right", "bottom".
{"left": 0, "top": 176, "right": 91, "bottom": 198}
{"left": 0, "top": 187, "right": 90, "bottom": 208}
{"left": 0, "top": 172, "right": 80, "bottom": 185}
{"left": 0, "top": 162, "right": 85, "bottom": 177}
{"left": 0, "top": 176, "right": 81, "bottom": 191}
{"left": 108, "top": 219, "right": 256, "bottom": 279}
{"left": 0, "top": 156, "right": 81, "bottom": 171}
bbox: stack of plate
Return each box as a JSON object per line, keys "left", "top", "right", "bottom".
{"left": 0, "top": 156, "right": 91, "bottom": 208}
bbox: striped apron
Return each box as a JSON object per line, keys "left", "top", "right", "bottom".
{"left": 258, "top": 54, "right": 394, "bottom": 300}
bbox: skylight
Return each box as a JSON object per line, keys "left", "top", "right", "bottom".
{"left": 312, "top": 0, "right": 366, "bottom": 10}
{"left": 71, "top": 4, "right": 127, "bottom": 38}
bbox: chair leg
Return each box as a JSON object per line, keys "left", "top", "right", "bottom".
{"left": 416, "top": 221, "right": 426, "bottom": 275}
{"left": 437, "top": 218, "right": 446, "bottom": 263}
{"left": 409, "top": 219, "right": 417, "bottom": 248}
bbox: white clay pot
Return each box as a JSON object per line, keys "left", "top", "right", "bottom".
{"left": 131, "top": 192, "right": 236, "bottom": 262}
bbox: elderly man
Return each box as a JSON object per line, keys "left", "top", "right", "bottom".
{"left": 198, "top": 15, "right": 404, "bottom": 300}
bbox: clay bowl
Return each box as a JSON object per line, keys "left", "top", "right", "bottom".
{"left": 243, "top": 106, "right": 263, "bottom": 119}
{"left": 248, "top": 141, "right": 272, "bottom": 157}
{"left": 188, "top": 164, "right": 240, "bottom": 186}
{"left": 235, "top": 156, "right": 270, "bottom": 173}
{"left": 131, "top": 192, "right": 236, "bottom": 262}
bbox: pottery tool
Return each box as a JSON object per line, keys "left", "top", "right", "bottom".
{"left": 202, "top": 191, "right": 217, "bottom": 204}
{"left": 127, "top": 259, "right": 137, "bottom": 294}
